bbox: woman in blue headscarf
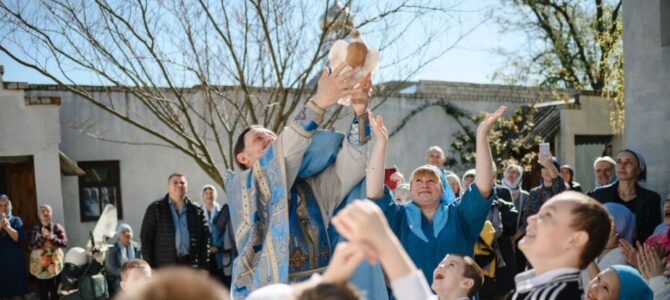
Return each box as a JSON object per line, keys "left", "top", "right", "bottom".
{"left": 605, "top": 202, "right": 636, "bottom": 244}
{"left": 0, "top": 194, "right": 29, "bottom": 298}
{"left": 370, "top": 106, "right": 506, "bottom": 287}
{"left": 585, "top": 264, "right": 653, "bottom": 300}
{"left": 517, "top": 156, "right": 566, "bottom": 244}
{"left": 582, "top": 203, "right": 635, "bottom": 288}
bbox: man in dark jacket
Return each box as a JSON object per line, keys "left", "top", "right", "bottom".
{"left": 140, "top": 173, "right": 210, "bottom": 269}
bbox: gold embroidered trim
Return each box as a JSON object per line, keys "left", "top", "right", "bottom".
{"left": 288, "top": 266, "right": 327, "bottom": 279}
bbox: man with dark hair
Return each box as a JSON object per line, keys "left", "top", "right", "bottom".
{"left": 140, "top": 173, "right": 210, "bottom": 270}
{"left": 226, "top": 65, "right": 374, "bottom": 298}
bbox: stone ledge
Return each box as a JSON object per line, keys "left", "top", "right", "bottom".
{"left": 3, "top": 81, "right": 29, "bottom": 90}
{"left": 25, "top": 96, "right": 62, "bottom": 105}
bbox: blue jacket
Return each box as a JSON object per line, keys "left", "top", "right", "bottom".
{"left": 105, "top": 240, "right": 142, "bottom": 277}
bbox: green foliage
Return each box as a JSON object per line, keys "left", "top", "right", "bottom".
{"left": 448, "top": 106, "right": 541, "bottom": 176}
{"left": 494, "top": 0, "right": 624, "bottom": 133}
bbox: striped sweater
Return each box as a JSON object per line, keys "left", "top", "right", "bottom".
{"left": 507, "top": 268, "right": 582, "bottom": 300}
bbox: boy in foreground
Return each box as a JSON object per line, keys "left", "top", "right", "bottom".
{"left": 510, "top": 191, "right": 612, "bottom": 299}
{"left": 119, "top": 259, "right": 152, "bottom": 292}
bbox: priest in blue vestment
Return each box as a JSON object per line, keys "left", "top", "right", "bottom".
{"left": 225, "top": 67, "right": 375, "bottom": 298}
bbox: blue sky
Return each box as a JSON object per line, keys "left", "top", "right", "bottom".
{"left": 0, "top": 0, "right": 524, "bottom": 85}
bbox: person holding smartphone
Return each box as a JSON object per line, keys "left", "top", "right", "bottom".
{"left": 514, "top": 145, "right": 565, "bottom": 271}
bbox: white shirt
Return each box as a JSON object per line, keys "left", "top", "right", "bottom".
{"left": 390, "top": 270, "right": 434, "bottom": 300}
{"left": 647, "top": 276, "right": 670, "bottom": 300}
{"left": 390, "top": 270, "right": 470, "bottom": 300}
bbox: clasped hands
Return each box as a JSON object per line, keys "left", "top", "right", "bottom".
{"left": 321, "top": 200, "right": 392, "bottom": 284}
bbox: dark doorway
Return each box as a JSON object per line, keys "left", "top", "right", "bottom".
{"left": 0, "top": 155, "right": 38, "bottom": 279}
{"left": 0, "top": 156, "right": 38, "bottom": 230}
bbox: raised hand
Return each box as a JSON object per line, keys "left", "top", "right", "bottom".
{"left": 368, "top": 110, "right": 387, "bottom": 145}
{"left": 474, "top": 105, "right": 506, "bottom": 197}
{"left": 637, "top": 243, "right": 665, "bottom": 280}
{"left": 41, "top": 226, "right": 50, "bottom": 238}
{"left": 619, "top": 239, "right": 640, "bottom": 267}
{"left": 390, "top": 171, "right": 405, "bottom": 185}
{"left": 351, "top": 74, "right": 373, "bottom": 116}
{"left": 477, "top": 105, "right": 507, "bottom": 134}
{"left": 331, "top": 200, "right": 392, "bottom": 252}
{"left": 322, "top": 241, "right": 375, "bottom": 284}
{"left": 0, "top": 214, "right": 7, "bottom": 230}
{"left": 537, "top": 153, "right": 557, "bottom": 170}
{"left": 313, "top": 63, "right": 361, "bottom": 110}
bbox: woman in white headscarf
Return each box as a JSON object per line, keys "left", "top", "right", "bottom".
{"left": 201, "top": 185, "right": 237, "bottom": 289}
{"left": 501, "top": 164, "right": 529, "bottom": 225}
{"left": 105, "top": 223, "right": 142, "bottom": 296}
{"left": 593, "top": 156, "right": 617, "bottom": 189}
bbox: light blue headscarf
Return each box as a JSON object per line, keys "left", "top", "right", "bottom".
{"left": 0, "top": 194, "right": 12, "bottom": 218}
{"left": 117, "top": 223, "right": 132, "bottom": 235}
{"left": 116, "top": 223, "right": 135, "bottom": 265}
{"left": 405, "top": 165, "right": 456, "bottom": 242}
{"left": 603, "top": 203, "right": 636, "bottom": 244}
{"left": 609, "top": 265, "right": 653, "bottom": 300}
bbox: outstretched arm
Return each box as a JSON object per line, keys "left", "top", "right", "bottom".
{"left": 474, "top": 106, "right": 507, "bottom": 198}
{"left": 280, "top": 64, "right": 362, "bottom": 186}
{"left": 331, "top": 200, "right": 433, "bottom": 299}
{"left": 366, "top": 111, "right": 387, "bottom": 199}
{"left": 332, "top": 200, "right": 417, "bottom": 281}
{"left": 308, "top": 76, "right": 374, "bottom": 218}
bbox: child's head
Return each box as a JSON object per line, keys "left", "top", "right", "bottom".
{"left": 297, "top": 282, "right": 361, "bottom": 300}
{"left": 519, "top": 191, "right": 611, "bottom": 271}
{"left": 120, "top": 259, "right": 152, "bottom": 292}
{"left": 431, "top": 254, "right": 484, "bottom": 298}
{"left": 586, "top": 265, "right": 653, "bottom": 300}
{"left": 120, "top": 267, "right": 229, "bottom": 300}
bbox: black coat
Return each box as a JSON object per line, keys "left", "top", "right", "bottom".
{"left": 495, "top": 185, "right": 513, "bottom": 204}
{"left": 588, "top": 181, "right": 661, "bottom": 243}
{"left": 140, "top": 195, "right": 210, "bottom": 269}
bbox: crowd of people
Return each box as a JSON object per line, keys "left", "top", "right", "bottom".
{"left": 1, "top": 64, "right": 669, "bottom": 300}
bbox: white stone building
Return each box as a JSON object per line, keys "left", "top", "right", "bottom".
{"left": 623, "top": 0, "right": 670, "bottom": 199}
{"left": 0, "top": 66, "right": 622, "bottom": 248}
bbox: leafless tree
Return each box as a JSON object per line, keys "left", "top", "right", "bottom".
{"left": 0, "top": 0, "right": 476, "bottom": 187}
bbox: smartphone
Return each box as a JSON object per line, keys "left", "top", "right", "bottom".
{"left": 539, "top": 142, "right": 551, "bottom": 156}
{"left": 384, "top": 167, "right": 399, "bottom": 190}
